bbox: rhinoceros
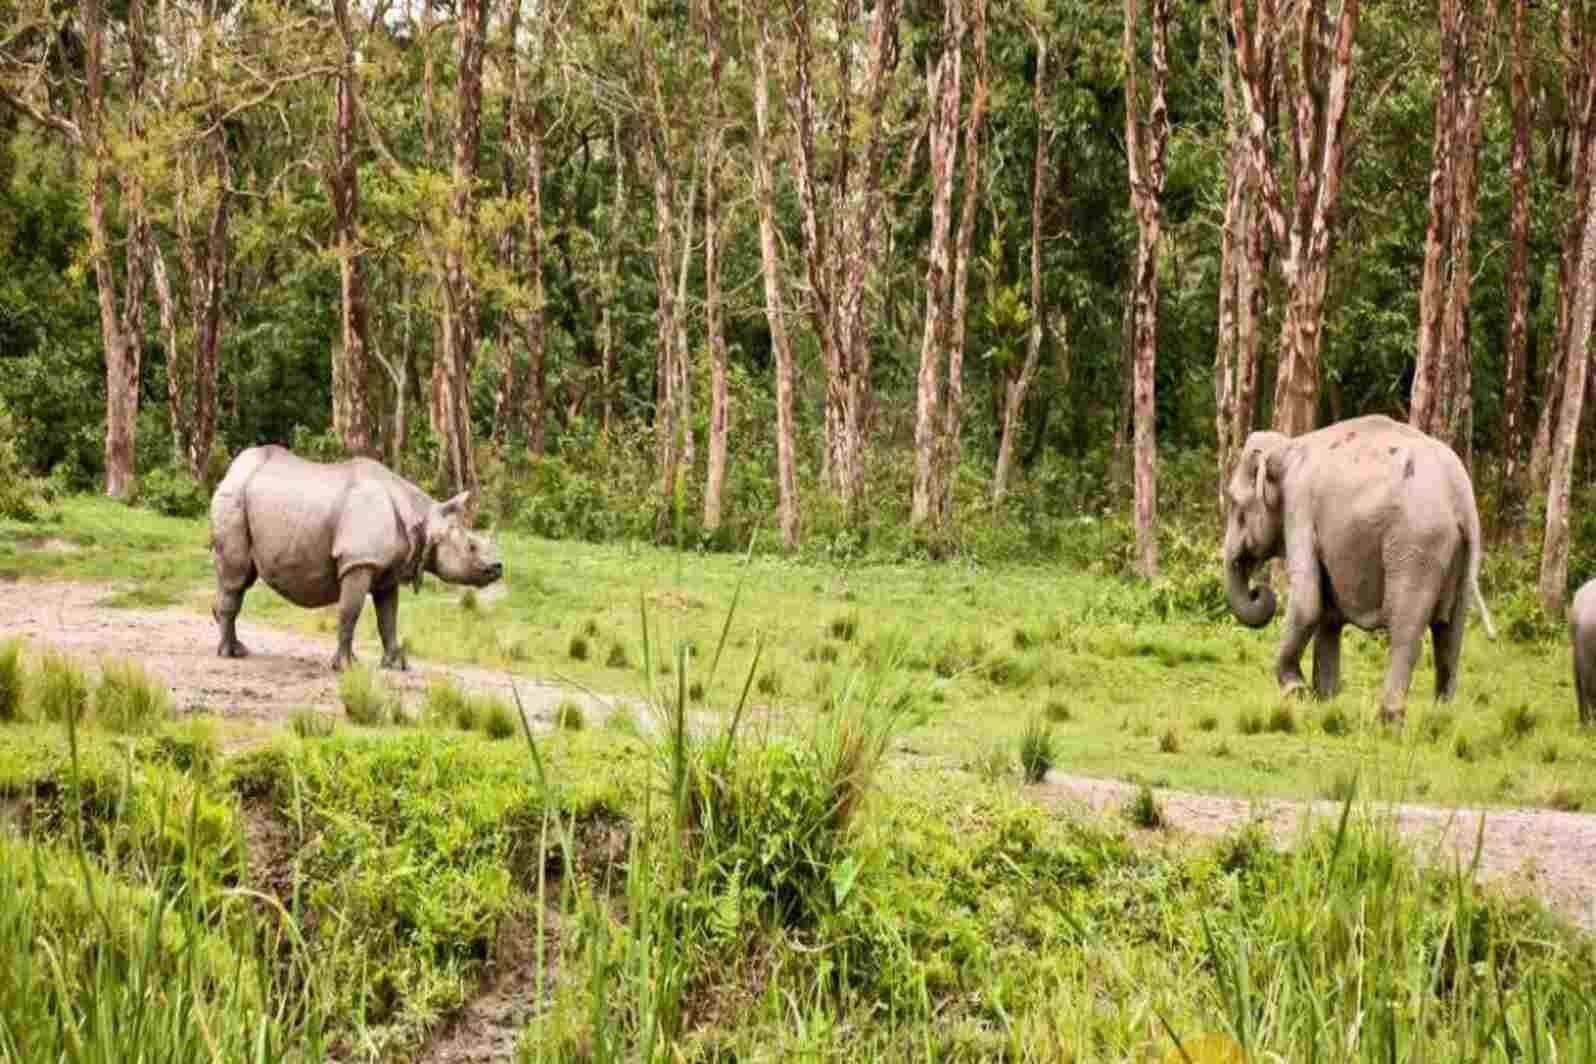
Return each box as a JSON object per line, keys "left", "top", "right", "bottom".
{"left": 209, "top": 445, "right": 503, "bottom": 671}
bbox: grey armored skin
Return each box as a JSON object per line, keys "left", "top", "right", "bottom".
{"left": 1571, "top": 580, "right": 1596, "bottom": 725}
{"left": 209, "top": 445, "right": 503, "bottom": 671}
{"left": 1222, "top": 415, "right": 1496, "bottom": 722}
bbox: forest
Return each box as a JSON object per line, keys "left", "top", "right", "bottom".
{"left": 3, "top": 0, "right": 1596, "bottom": 593}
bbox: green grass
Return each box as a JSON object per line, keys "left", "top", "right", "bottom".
{"left": 337, "top": 665, "right": 396, "bottom": 726}
{"left": 5, "top": 497, "right": 1594, "bottom": 815}
{"left": 92, "top": 657, "right": 174, "bottom": 734}
{"left": 0, "top": 637, "right": 23, "bottom": 721}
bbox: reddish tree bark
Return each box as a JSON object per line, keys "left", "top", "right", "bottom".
{"left": 787, "top": 0, "right": 901, "bottom": 512}
{"left": 436, "top": 0, "right": 487, "bottom": 503}
{"left": 911, "top": 0, "right": 966, "bottom": 529}
{"left": 1531, "top": 7, "right": 1595, "bottom": 491}
{"left": 750, "top": 1, "right": 800, "bottom": 549}
{"left": 329, "top": 0, "right": 373, "bottom": 460}
{"left": 702, "top": 0, "right": 730, "bottom": 534}
{"left": 1230, "top": 0, "right": 1360, "bottom": 438}
{"left": 1125, "top": 0, "right": 1170, "bottom": 580}
{"left": 1502, "top": 0, "right": 1535, "bottom": 505}
{"left": 993, "top": 24, "right": 1057, "bottom": 505}
{"left": 1540, "top": 114, "right": 1596, "bottom": 614}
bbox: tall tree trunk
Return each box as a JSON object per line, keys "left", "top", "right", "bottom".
{"left": 1214, "top": 0, "right": 1247, "bottom": 515}
{"left": 523, "top": 106, "right": 548, "bottom": 455}
{"left": 787, "top": 0, "right": 901, "bottom": 513}
{"left": 151, "top": 242, "right": 188, "bottom": 466}
{"left": 1531, "top": 10, "right": 1595, "bottom": 491}
{"left": 1540, "top": 127, "right": 1596, "bottom": 614}
{"left": 1502, "top": 0, "right": 1535, "bottom": 508}
{"left": 672, "top": 164, "right": 699, "bottom": 484}
{"left": 936, "top": 0, "right": 987, "bottom": 527}
{"left": 82, "top": 0, "right": 151, "bottom": 500}
{"left": 1443, "top": 35, "right": 1490, "bottom": 462}
{"left": 1231, "top": 0, "right": 1360, "bottom": 439}
{"left": 1409, "top": 0, "right": 1463, "bottom": 436}
{"left": 750, "top": 2, "right": 800, "bottom": 549}
{"left": 600, "top": 116, "right": 627, "bottom": 435}
{"left": 184, "top": 120, "right": 230, "bottom": 482}
{"left": 328, "top": 0, "right": 372, "bottom": 460}
{"left": 993, "top": 25, "right": 1055, "bottom": 504}
{"left": 437, "top": 0, "right": 486, "bottom": 503}
{"left": 1125, "top": 0, "right": 1170, "bottom": 580}
{"left": 702, "top": 0, "right": 730, "bottom": 534}
{"left": 911, "top": 0, "right": 965, "bottom": 530}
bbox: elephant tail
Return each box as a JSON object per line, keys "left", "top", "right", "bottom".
{"left": 1470, "top": 535, "right": 1497, "bottom": 642}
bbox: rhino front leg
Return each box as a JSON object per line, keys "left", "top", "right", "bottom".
{"left": 332, "top": 567, "right": 375, "bottom": 671}
{"left": 374, "top": 583, "right": 407, "bottom": 671}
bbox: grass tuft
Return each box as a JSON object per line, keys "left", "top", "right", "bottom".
{"left": 555, "top": 700, "right": 585, "bottom": 731}
{"left": 1499, "top": 701, "right": 1540, "bottom": 744}
{"left": 1018, "top": 716, "right": 1055, "bottom": 783}
{"left": 1124, "top": 784, "right": 1165, "bottom": 829}
{"left": 828, "top": 614, "right": 859, "bottom": 642}
{"left": 1196, "top": 712, "right": 1219, "bottom": 732}
{"left": 338, "top": 665, "right": 395, "bottom": 726}
{"left": 1158, "top": 725, "right": 1182, "bottom": 754}
{"left": 480, "top": 697, "right": 517, "bottom": 739}
{"left": 1420, "top": 708, "right": 1454, "bottom": 743}
{"left": 289, "top": 709, "right": 336, "bottom": 739}
{"left": 460, "top": 588, "right": 479, "bottom": 612}
{"left": 567, "top": 634, "right": 590, "bottom": 661}
{"left": 1237, "top": 708, "right": 1265, "bottom": 735}
{"left": 33, "top": 650, "right": 89, "bottom": 724}
{"left": 92, "top": 658, "right": 173, "bottom": 734}
{"left": 755, "top": 668, "right": 784, "bottom": 697}
{"left": 1267, "top": 702, "right": 1298, "bottom": 734}
{"left": 1043, "top": 698, "right": 1072, "bottom": 723}
{"left": 0, "top": 637, "right": 25, "bottom": 722}
{"left": 605, "top": 642, "right": 630, "bottom": 669}
{"left": 1319, "top": 704, "right": 1351, "bottom": 736}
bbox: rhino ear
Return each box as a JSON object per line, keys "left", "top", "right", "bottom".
{"left": 438, "top": 491, "right": 471, "bottom": 519}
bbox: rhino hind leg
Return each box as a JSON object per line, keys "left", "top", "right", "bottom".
{"left": 212, "top": 526, "right": 257, "bottom": 660}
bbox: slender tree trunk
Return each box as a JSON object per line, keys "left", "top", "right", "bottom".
{"left": 1443, "top": 44, "right": 1489, "bottom": 462}
{"left": 702, "top": 0, "right": 730, "bottom": 534}
{"left": 523, "top": 106, "right": 548, "bottom": 455}
{"left": 82, "top": 0, "right": 150, "bottom": 500}
{"left": 936, "top": 0, "right": 987, "bottom": 527}
{"left": 750, "top": 3, "right": 800, "bottom": 549}
{"left": 151, "top": 242, "right": 188, "bottom": 466}
{"left": 1125, "top": 0, "right": 1170, "bottom": 580}
{"left": 437, "top": 0, "right": 486, "bottom": 503}
{"left": 1531, "top": 12, "right": 1595, "bottom": 491}
{"left": 911, "top": 0, "right": 964, "bottom": 530}
{"left": 328, "top": 0, "right": 372, "bottom": 460}
{"left": 1231, "top": 0, "right": 1359, "bottom": 440}
{"left": 1214, "top": 0, "right": 1247, "bottom": 514}
{"left": 1540, "top": 130, "right": 1596, "bottom": 614}
{"left": 994, "top": 26, "right": 1054, "bottom": 504}
{"left": 185, "top": 122, "right": 230, "bottom": 482}
{"left": 600, "top": 116, "right": 626, "bottom": 435}
{"left": 1410, "top": 0, "right": 1462, "bottom": 436}
{"left": 491, "top": 0, "right": 520, "bottom": 449}
{"left": 672, "top": 164, "right": 699, "bottom": 483}
{"left": 1502, "top": 0, "right": 1535, "bottom": 507}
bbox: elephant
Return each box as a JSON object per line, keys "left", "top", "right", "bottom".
{"left": 210, "top": 445, "right": 503, "bottom": 671}
{"left": 1223, "top": 415, "right": 1496, "bottom": 721}
{"left": 1570, "top": 579, "right": 1596, "bottom": 725}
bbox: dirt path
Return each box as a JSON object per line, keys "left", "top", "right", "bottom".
{"left": 0, "top": 580, "right": 623, "bottom": 732}
{"left": 1035, "top": 772, "right": 1596, "bottom": 930}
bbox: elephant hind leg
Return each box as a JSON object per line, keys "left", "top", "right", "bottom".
{"left": 1575, "top": 628, "right": 1596, "bottom": 726}
{"left": 1312, "top": 621, "right": 1345, "bottom": 699}
{"left": 1380, "top": 579, "right": 1444, "bottom": 724}
{"left": 1431, "top": 615, "right": 1466, "bottom": 703}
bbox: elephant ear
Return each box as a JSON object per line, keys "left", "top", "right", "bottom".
{"left": 1259, "top": 444, "right": 1293, "bottom": 510}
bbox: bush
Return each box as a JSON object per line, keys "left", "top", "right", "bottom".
{"left": 338, "top": 666, "right": 395, "bottom": 726}
{"left": 0, "top": 402, "right": 46, "bottom": 521}
{"left": 136, "top": 465, "right": 208, "bottom": 518}
{"left": 1018, "top": 717, "right": 1055, "bottom": 783}
{"left": 33, "top": 650, "right": 89, "bottom": 724}
{"left": 93, "top": 658, "right": 174, "bottom": 734}
{"left": 0, "top": 638, "right": 25, "bottom": 722}
{"left": 480, "top": 697, "right": 517, "bottom": 739}
{"left": 1124, "top": 784, "right": 1166, "bottom": 829}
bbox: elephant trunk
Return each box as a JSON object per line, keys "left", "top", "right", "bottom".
{"left": 1225, "top": 548, "right": 1277, "bottom": 629}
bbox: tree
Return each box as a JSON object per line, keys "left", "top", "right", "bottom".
{"left": 748, "top": 0, "right": 800, "bottom": 549}
{"left": 1124, "top": 0, "right": 1170, "bottom": 579}
{"left": 787, "top": 0, "right": 902, "bottom": 513}
{"left": 992, "top": 21, "right": 1058, "bottom": 505}
{"left": 1229, "top": 0, "right": 1360, "bottom": 438}
{"left": 1500, "top": 0, "right": 1535, "bottom": 508}
{"left": 702, "top": 0, "right": 731, "bottom": 534}
{"left": 328, "top": 0, "right": 373, "bottom": 459}
{"left": 1539, "top": 89, "right": 1596, "bottom": 615}
{"left": 1409, "top": 0, "right": 1497, "bottom": 454}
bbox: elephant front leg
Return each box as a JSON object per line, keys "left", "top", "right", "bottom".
{"left": 374, "top": 584, "right": 407, "bottom": 671}
{"left": 1312, "top": 622, "right": 1345, "bottom": 699}
{"left": 1275, "top": 551, "right": 1322, "bottom": 698}
{"left": 332, "top": 567, "right": 375, "bottom": 672}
